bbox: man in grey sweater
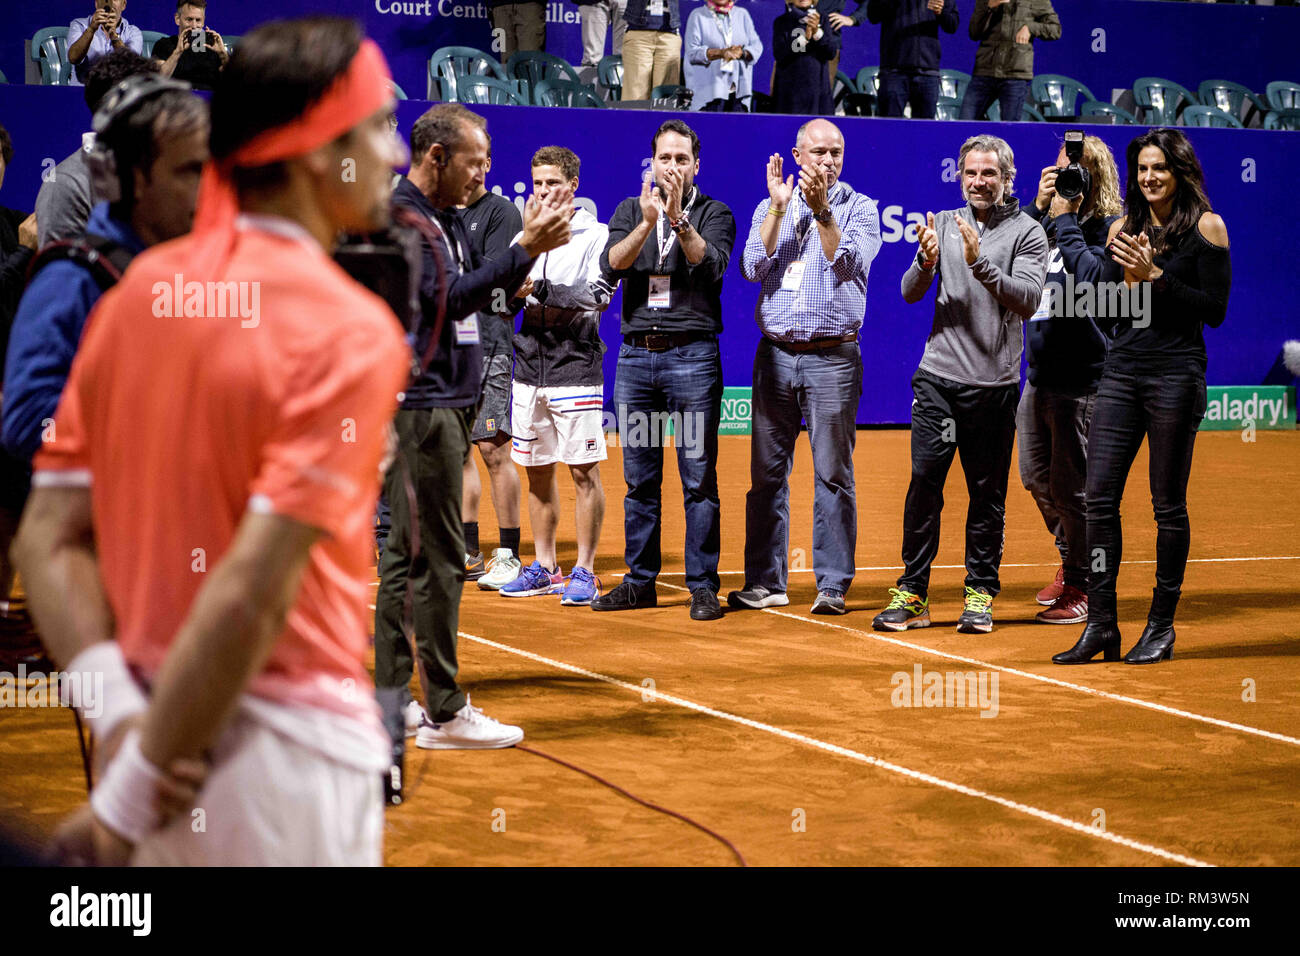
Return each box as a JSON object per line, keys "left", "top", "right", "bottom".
{"left": 873, "top": 133, "right": 1046, "bottom": 634}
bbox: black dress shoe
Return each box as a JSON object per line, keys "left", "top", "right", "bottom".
{"left": 1052, "top": 622, "right": 1122, "bottom": 664}
{"left": 1124, "top": 622, "right": 1175, "bottom": 664}
{"left": 590, "top": 580, "right": 657, "bottom": 611}
{"left": 689, "top": 588, "right": 723, "bottom": 621}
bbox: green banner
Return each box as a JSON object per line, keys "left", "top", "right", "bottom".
{"left": 720, "top": 386, "right": 752, "bottom": 436}
{"left": 1200, "top": 386, "right": 1295, "bottom": 431}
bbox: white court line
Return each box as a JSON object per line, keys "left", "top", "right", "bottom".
{"left": 653, "top": 555, "right": 1300, "bottom": 576}
{"left": 459, "top": 629, "right": 1214, "bottom": 868}
{"left": 653, "top": 580, "right": 1300, "bottom": 750}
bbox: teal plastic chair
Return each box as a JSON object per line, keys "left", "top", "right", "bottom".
{"left": 141, "top": 30, "right": 167, "bottom": 58}
{"left": 856, "top": 66, "right": 880, "bottom": 96}
{"left": 939, "top": 69, "right": 971, "bottom": 103}
{"left": 597, "top": 54, "right": 623, "bottom": 101}
{"left": 391, "top": 81, "right": 408, "bottom": 101}
{"left": 223, "top": 34, "right": 239, "bottom": 54}
{"left": 507, "top": 51, "right": 581, "bottom": 104}
{"left": 1264, "top": 109, "right": 1300, "bottom": 131}
{"left": 1181, "top": 105, "right": 1243, "bottom": 129}
{"left": 30, "top": 27, "right": 70, "bottom": 86}
{"left": 533, "top": 80, "right": 604, "bottom": 108}
{"left": 1079, "top": 101, "right": 1137, "bottom": 125}
{"left": 1198, "top": 79, "right": 1268, "bottom": 125}
{"left": 934, "top": 95, "right": 962, "bottom": 121}
{"left": 452, "top": 76, "right": 527, "bottom": 106}
{"left": 650, "top": 84, "right": 692, "bottom": 108}
{"left": 988, "top": 101, "right": 1045, "bottom": 122}
{"left": 0, "top": 69, "right": 6, "bottom": 83}
{"left": 1132, "top": 77, "right": 1197, "bottom": 124}
{"left": 1265, "top": 80, "right": 1300, "bottom": 112}
{"left": 428, "top": 46, "right": 507, "bottom": 102}
{"left": 1031, "top": 73, "right": 1095, "bottom": 117}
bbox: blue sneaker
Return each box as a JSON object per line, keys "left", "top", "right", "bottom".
{"left": 501, "top": 560, "right": 564, "bottom": 598}
{"left": 560, "top": 567, "right": 600, "bottom": 606}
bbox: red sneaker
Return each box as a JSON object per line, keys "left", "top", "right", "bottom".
{"left": 1036, "top": 565, "right": 1065, "bottom": 606}
{"left": 1036, "top": 585, "right": 1088, "bottom": 624}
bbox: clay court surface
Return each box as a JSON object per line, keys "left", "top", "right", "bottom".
{"left": 2, "top": 430, "right": 1297, "bottom": 866}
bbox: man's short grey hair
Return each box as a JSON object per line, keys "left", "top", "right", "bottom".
{"left": 958, "top": 134, "right": 1016, "bottom": 193}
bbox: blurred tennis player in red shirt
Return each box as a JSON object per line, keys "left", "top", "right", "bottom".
{"left": 16, "top": 16, "right": 411, "bottom": 865}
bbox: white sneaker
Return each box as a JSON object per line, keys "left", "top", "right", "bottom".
{"left": 477, "top": 548, "right": 522, "bottom": 590}
{"left": 404, "top": 699, "right": 428, "bottom": 738}
{"left": 415, "top": 697, "right": 524, "bottom": 750}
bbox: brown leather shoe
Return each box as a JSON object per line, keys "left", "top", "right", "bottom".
{"left": 1036, "top": 565, "right": 1065, "bottom": 606}
{"left": 1036, "top": 585, "right": 1088, "bottom": 624}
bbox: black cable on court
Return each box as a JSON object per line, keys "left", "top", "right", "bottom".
{"left": 512, "top": 742, "right": 748, "bottom": 867}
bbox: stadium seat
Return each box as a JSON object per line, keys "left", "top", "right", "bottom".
{"left": 986, "top": 100, "right": 1045, "bottom": 122}
{"left": 533, "top": 79, "right": 605, "bottom": 108}
{"left": 391, "top": 81, "right": 407, "bottom": 101}
{"left": 1265, "top": 80, "right": 1300, "bottom": 112}
{"left": 939, "top": 69, "right": 971, "bottom": 103}
{"left": 650, "top": 84, "right": 692, "bottom": 109}
{"left": 0, "top": 69, "right": 6, "bottom": 84}
{"left": 507, "top": 51, "right": 582, "bottom": 105}
{"left": 428, "top": 46, "right": 507, "bottom": 102}
{"left": 597, "top": 55, "right": 623, "bottom": 101}
{"left": 1181, "top": 105, "right": 1244, "bottom": 128}
{"left": 224, "top": 35, "right": 239, "bottom": 54}
{"left": 1264, "top": 108, "right": 1300, "bottom": 131}
{"left": 30, "top": 27, "right": 70, "bottom": 86}
{"left": 1031, "top": 73, "right": 1095, "bottom": 117}
{"left": 451, "top": 75, "right": 527, "bottom": 106}
{"left": 934, "top": 95, "right": 962, "bottom": 121}
{"left": 1132, "top": 76, "right": 1198, "bottom": 124}
{"left": 141, "top": 30, "right": 167, "bottom": 58}
{"left": 1198, "top": 79, "right": 1269, "bottom": 126}
{"left": 856, "top": 66, "right": 880, "bottom": 96}
{"left": 1079, "top": 101, "right": 1138, "bottom": 125}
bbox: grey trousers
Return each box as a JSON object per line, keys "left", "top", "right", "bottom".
{"left": 1016, "top": 381, "right": 1096, "bottom": 590}
{"left": 580, "top": 0, "right": 628, "bottom": 65}
{"left": 744, "top": 338, "right": 862, "bottom": 596}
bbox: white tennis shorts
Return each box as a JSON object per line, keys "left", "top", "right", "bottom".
{"left": 510, "top": 383, "right": 608, "bottom": 467}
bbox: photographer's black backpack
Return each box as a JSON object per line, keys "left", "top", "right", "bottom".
{"left": 24, "top": 233, "right": 137, "bottom": 293}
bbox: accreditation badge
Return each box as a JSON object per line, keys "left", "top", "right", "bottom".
{"left": 648, "top": 275, "right": 671, "bottom": 310}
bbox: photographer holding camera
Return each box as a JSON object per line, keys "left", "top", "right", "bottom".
{"left": 67, "top": 0, "right": 145, "bottom": 85}
{"left": 153, "top": 1, "right": 229, "bottom": 91}
{"left": 1018, "top": 131, "right": 1122, "bottom": 624}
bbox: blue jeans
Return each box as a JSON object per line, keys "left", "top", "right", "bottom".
{"left": 745, "top": 338, "right": 862, "bottom": 595}
{"left": 878, "top": 70, "right": 941, "bottom": 119}
{"left": 959, "top": 75, "right": 1030, "bottom": 121}
{"left": 613, "top": 337, "right": 722, "bottom": 592}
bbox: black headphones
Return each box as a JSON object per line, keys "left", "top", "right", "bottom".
{"left": 87, "top": 73, "right": 193, "bottom": 204}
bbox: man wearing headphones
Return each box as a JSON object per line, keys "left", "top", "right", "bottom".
{"left": 3, "top": 74, "right": 208, "bottom": 468}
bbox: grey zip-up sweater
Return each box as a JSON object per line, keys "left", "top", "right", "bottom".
{"left": 901, "top": 198, "right": 1047, "bottom": 388}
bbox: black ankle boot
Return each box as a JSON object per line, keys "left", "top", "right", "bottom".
{"left": 1052, "top": 622, "right": 1122, "bottom": 664}
{"left": 1124, "top": 622, "right": 1175, "bottom": 664}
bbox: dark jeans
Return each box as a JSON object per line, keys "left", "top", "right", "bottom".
{"left": 1016, "top": 381, "right": 1096, "bottom": 590}
{"left": 1085, "top": 365, "right": 1206, "bottom": 626}
{"left": 959, "top": 75, "right": 1030, "bottom": 121}
{"left": 613, "top": 336, "right": 722, "bottom": 593}
{"left": 745, "top": 338, "right": 862, "bottom": 595}
{"left": 878, "top": 69, "right": 941, "bottom": 119}
{"left": 899, "top": 368, "right": 1018, "bottom": 599}
{"left": 699, "top": 95, "right": 749, "bottom": 112}
{"left": 373, "top": 405, "right": 473, "bottom": 721}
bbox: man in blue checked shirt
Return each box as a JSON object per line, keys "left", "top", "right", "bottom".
{"left": 730, "top": 118, "right": 881, "bottom": 617}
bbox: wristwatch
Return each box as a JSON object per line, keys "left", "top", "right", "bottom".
{"left": 813, "top": 207, "right": 834, "bottom": 225}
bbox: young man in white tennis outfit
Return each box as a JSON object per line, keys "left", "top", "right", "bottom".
{"left": 500, "top": 146, "right": 616, "bottom": 605}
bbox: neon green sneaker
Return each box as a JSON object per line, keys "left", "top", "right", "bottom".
{"left": 957, "top": 586, "right": 994, "bottom": 634}
{"left": 872, "top": 588, "right": 931, "bottom": 632}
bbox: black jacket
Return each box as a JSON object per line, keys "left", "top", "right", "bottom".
{"left": 0, "top": 207, "right": 35, "bottom": 371}
{"left": 867, "top": 0, "right": 960, "bottom": 74}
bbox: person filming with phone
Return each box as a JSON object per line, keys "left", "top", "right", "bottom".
{"left": 152, "top": 1, "right": 230, "bottom": 91}
{"left": 67, "top": 0, "right": 145, "bottom": 85}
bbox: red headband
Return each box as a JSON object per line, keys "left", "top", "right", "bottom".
{"left": 190, "top": 37, "right": 394, "bottom": 274}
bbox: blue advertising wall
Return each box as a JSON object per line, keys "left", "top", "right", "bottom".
{"left": 0, "top": 89, "right": 1295, "bottom": 423}
{"left": 7, "top": 0, "right": 1300, "bottom": 105}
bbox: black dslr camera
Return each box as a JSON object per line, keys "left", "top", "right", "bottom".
{"left": 185, "top": 28, "right": 215, "bottom": 53}
{"left": 1054, "top": 130, "right": 1091, "bottom": 203}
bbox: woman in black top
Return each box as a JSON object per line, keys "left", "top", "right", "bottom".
{"left": 1053, "top": 128, "right": 1231, "bottom": 665}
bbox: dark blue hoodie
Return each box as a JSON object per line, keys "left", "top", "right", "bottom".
{"left": 864, "top": 0, "right": 960, "bottom": 75}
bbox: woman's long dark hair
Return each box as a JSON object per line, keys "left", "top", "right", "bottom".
{"left": 1123, "top": 128, "right": 1213, "bottom": 254}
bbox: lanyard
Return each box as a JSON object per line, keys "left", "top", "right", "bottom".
{"left": 793, "top": 183, "right": 835, "bottom": 256}
{"left": 655, "top": 186, "right": 698, "bottom": 271}
{"left": 427, "top": 212, "right": 466, "bottom": 275}
{"left": 712, "top": 10, "right": 733, "bottom": 46}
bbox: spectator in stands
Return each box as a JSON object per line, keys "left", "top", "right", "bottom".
{"left": 960, "top": 0, "right": 1058, "bottom": 121}
{"left": 67, "top": 0, "right": 145, "bottom": 85}
{"left": 152, "top": 1, "right": 230, "bottom": 91}
{"left": 772, "top": 0, "right": 839, "bottom": 115}
{"left": 622, "top": 0, "right": 684, "bottom": 101}
{"left": 573, "top": 0, "right": 628, "bottom": 71}
{"left": 3, "top": 75, "right": 208, "bottom": 467}
{"left": 35, "top": 51, "right": 159, "bottom": 249}
{"left": 490, "top": 0, "right": 547, "bottom": 61}
{"left": 684, "top": 0, "right": 763, "bottom": 112}
{"left": 833, "top": 1, "right": 959, "bottom": 119}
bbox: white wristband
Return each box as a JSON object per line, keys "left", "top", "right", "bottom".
{"left": 89, "top": 729, "right": 167, "bottom": 845}
{"left": 61, "top": 641, "right": 148, "bottom": 741}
